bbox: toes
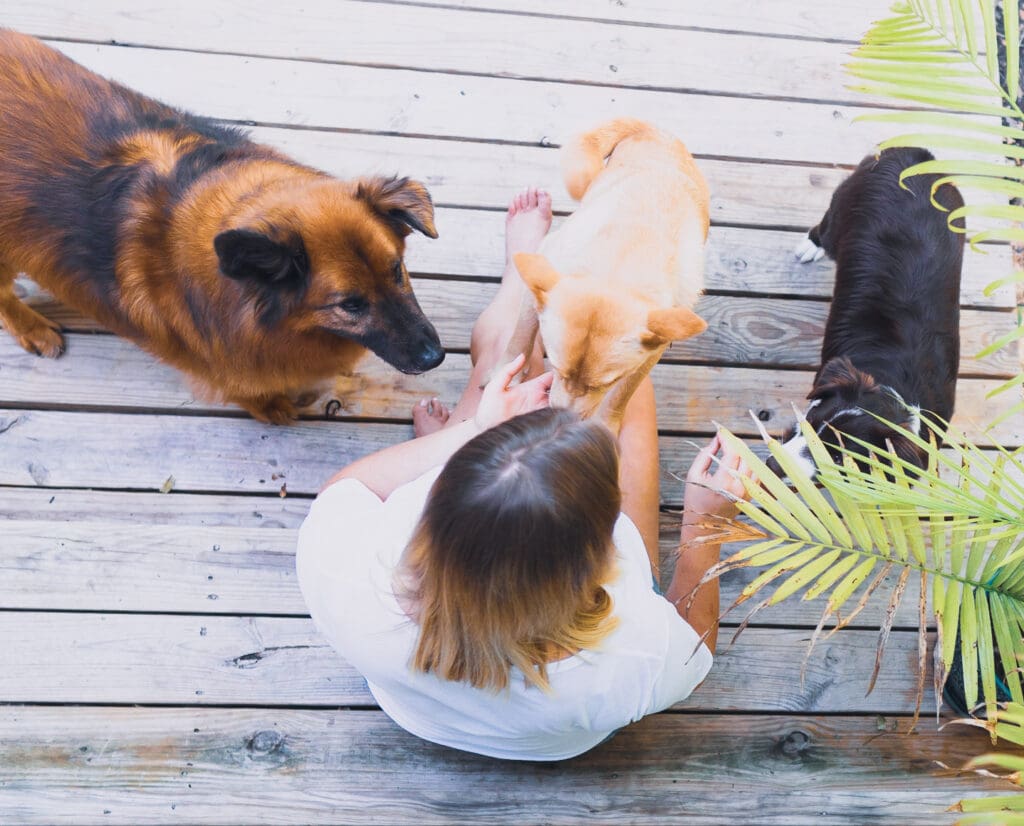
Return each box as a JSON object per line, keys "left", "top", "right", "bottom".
{"left": 538, "top": 190, "right": 552, "bottom": 213}
{"left": 17, "top": 326, "right": 65, "bottom": 358}
{"left": 525, "top": 187, "right": 538, "bottom": 209}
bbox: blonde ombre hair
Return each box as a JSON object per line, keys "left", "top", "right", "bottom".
{"left": 398, "top": 408, "right": 621, "bottom": 692}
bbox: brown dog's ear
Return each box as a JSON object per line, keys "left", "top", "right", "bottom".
{"left": 641, "top": 307, "right": 707, "bottom": 348}
{"left": 514, "top": 253, "right": 562, "bottom": 306}
{"left": 356, "top": 176, "right": 438, "bottom": 238}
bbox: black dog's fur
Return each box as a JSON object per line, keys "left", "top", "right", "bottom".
{"left": 773, "top": 147, "right": 964, "bottom": 474}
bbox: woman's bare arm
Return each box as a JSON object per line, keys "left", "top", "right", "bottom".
{"left": 323, "top": 355, "right": 553, "bottom": 499}
{"left": 664, "top": 435, "right": 752, "bottom": 652}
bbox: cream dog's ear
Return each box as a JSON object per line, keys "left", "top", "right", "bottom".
{"left": 641, "top": 307, "right": 707, "bottom": 347}
{"left": 513, "top": 253, "right": 563, "bottom": 307}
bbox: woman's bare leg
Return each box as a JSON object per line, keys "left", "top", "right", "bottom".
{"left": 409, "top": 188, "right": 551, "bottom": 430}
{"left": 617, "top": 375, "right": 661, "bottom": 583}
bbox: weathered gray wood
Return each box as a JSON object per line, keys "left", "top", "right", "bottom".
{"left": 0, "top": 611, "right": 935, "bottom": 712}
{"left": 0, "top": 408, "right": 405, "bottom": 497}
{"left": 0, "top": 520, "right": 301, "bottom": 614}
{"left": 245, "top": 126, "right": 854, "bottom": 226}
{"left": 0, "top": 707, "right": 1003, "bottom": 826}
{"left": 0, "top": 372, "right": 1016, "bottom": 504}
{"left": 2, "top": 3, "right": 895, "bottom": 105}
{"left": 33, "top": 41, "right": 899, "bottom": 166}
{"left": 416, "top": 0, "right": 895, "bottom": 41}
{"left": 0, "top": 487, "right": 310, "bottom": 528}
{"left": 6, "top": 339, "right": 1015, "bottom": 442}
{"left": 16, "top": 212, "right": 1016, "bottom": 310}
{"left": 0, "top": 506, "right": 924, "bottom": 627}
{"left": 4, "top": 297, "right": 1016, "bottom": 388}
{"left": 0, "top": 704, "right": 1003, "bottom": 826}
{"left": 4, "top": 340, "right": 1017, "bottom": 442}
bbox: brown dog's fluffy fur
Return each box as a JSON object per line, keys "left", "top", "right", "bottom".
{"left": 0, "top": 30, "right": 444, "bottom": 423}
{"left": 505, "top": 118, "right": 709, "bottom": 427}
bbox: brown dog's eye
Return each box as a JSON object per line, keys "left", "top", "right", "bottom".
{"left": 339, "top": 296, "right": 369, "bottom": 316}
{"left": 392, "top": 260, "right": 404, "bottom": 286}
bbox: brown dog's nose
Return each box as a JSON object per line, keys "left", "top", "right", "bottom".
{"left": 414, "top": 341, "right": 445, "bottom": 372}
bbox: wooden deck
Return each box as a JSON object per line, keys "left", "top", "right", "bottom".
{"left": 1, "top": 2, "right": 1022, "bottom": 823}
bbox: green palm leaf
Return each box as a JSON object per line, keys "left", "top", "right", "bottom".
{"left": 706, "top": 420, "right": 1024, "bottom": 723}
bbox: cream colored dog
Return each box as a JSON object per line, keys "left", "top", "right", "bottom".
{"left": 506, "top": 118, "right": 710, "bottom": 428}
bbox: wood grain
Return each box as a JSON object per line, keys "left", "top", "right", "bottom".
{"left": 31, "top": 40, "right": 900, "bottom": 166}
{"left": 1, "top": 337, "right": 1017, "bottom": 442}
{"left": 0, "top": 611, "right": 937, "bottom": 712}
{"left": 0, "top": 707, "right": 1004, "bottom": 826}
{"left": 0, "top": 504, "right": 925, "bottom": 627}
{"left": 6, "top": 294, "right": 1015, "bottom": 380}
{"left": 16, "top": 209, "right": 1016, "bottom": 309}
{"left": 2, "top": 1, "right": 894, "bottom": 105}
{"left": 420, "top": 0, "right": 896, "bottom": 40}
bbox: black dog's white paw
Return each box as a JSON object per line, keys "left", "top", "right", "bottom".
{"left": 794, "top": 234, "right": 825, "bottom": 263}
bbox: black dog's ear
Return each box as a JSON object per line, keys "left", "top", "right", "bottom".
{"left": 356, "top": 176, "right": 438, "bottom": 238}
{"left": 887, "top": 430, "right": 927, "bottom": 471}
{"left": 809, "top": 356, "right": 874, "bottom": 400}
{"left": 214, "top": 229, "right": 309, "bottom": 287}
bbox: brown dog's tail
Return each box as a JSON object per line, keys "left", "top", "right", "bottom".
{"left": 561, "top": 118, "right": 660, "bottom": 201}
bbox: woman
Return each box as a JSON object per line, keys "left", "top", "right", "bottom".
{"left": 297, "top": 189, "right": 751, "bottom": 760}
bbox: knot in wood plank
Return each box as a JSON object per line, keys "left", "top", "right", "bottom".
{"left": 246, "top": 730, "right": 285, "bottom": 756}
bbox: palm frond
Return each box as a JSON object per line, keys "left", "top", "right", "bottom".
{"left": 707, "top": 421, "right": 1024, "bottom": 724}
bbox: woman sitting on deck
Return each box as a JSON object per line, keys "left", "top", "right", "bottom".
{"left": 296, "top": 189, "right": 751, "bottom": 761}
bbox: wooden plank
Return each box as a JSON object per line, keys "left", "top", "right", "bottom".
{"left": 37, "top": 41, "right": 899, "bottom": 166}
{"left": 2, "top": 336, "right": 1017, "bottom": 442}
{"left": 0, "top": 408, "right": 405, "bottom": 496}
{"left": 3, "top": 298, "right": 1016, "bottom": 388}
{"left": 0, "top": 611, "right": 936, "bottom": 712}
{"left": 17, "top": 214, "right": 1016, "bottom": 311}
{"left": 246, "top": 126, "right": 854, "bottom": 227}
{"left": 0, "top": 357, "right": 1017, "bottom": 496}
{"left": 2, "top": 2, "right": 888, "bottom": 105}
{"left": 415, "top": 0, "right": 896, "bottom": 41}
{"left": 0, "top": 505, "right": 924, "bottom": 627}
{"left": 0, "top": 707, "right": 1005, "bottom": 825}
{"left": 0, "top": 406, "right": 711, "bottom": 502}
{"left": 0, "top": 487, "right": 309, "bottom": 529}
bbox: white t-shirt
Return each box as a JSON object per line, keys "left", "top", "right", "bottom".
{"left": 296, "top": 466, "right": 712, "bottom": 761}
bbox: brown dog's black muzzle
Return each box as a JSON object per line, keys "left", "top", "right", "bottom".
{"left": 359, "top": 295, "right": 445, "bottom": 374}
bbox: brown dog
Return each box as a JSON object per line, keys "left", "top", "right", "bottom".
{"left": 506, "top": 119, "right": 709, "bottom": 428}
{"left": 0, "top": 30, "right": 444, "bottom": 423}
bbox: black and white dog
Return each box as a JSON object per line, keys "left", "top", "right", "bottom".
{"left": 770, "top": 147, "right": 964, "bottom": 478}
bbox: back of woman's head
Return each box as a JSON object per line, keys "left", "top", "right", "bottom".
{"left": 399, "top": 407, "right": 621, "bottom": 691}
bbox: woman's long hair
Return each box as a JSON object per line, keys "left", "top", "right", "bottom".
{"left": 398, "top": 408, "right": 622, "bottom": 692}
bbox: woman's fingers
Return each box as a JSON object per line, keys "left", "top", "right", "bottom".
{"left": 497, "top": 353, "right": 527, "bottom": 389}
{"left": 688, "top": 437, "right": 718, "bottom": 482}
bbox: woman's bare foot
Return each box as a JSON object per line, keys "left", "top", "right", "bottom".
{"left": 504, "top": 187, "right": 553, "bottom": 275}
{"left": 412, "top": 397, "right": 450, "bottom": 437}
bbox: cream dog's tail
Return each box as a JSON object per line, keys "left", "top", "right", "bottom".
{"left": 561, "top": 118, "right": 660, "bottom": 200}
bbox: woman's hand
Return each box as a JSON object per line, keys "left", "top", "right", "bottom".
{"left": 474, "top": 354, "right": 554, "bottom": 432}
{"left": 683, "top": 433, "right": 754, "bottom": 524}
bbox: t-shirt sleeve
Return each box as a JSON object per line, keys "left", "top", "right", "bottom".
{"left": 646, "top": 602, "right": 714, "bottom": 713}
{"left": 604, "top": 509, "right": 714, "bottom": 717}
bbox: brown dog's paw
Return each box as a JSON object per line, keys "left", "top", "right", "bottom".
{"left": 241, "top": 394, "right": 298, "bottom": 425}
{"left": 13, "top": 318, "right": 65, "bottom": 358}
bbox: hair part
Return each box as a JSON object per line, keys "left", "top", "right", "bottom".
{"left": 397, "top": 408, "right": 622, "bottom": 692}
